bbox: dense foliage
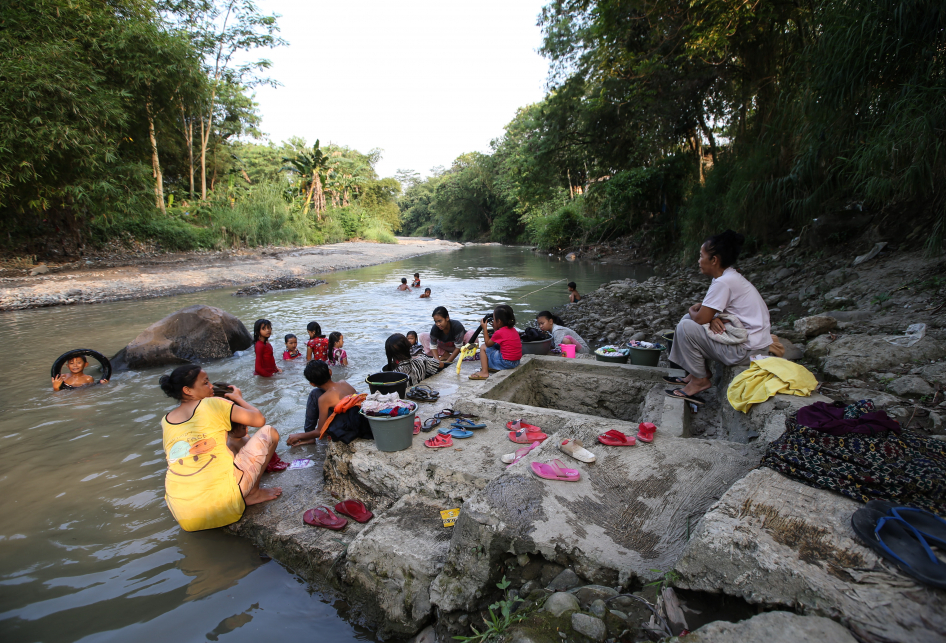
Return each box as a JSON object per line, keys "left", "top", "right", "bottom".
{"left": 400, "top": 0, "right": 946, "bottom": 255}
{"left": 0, "top": 0, "right": 401, "bottom": 257}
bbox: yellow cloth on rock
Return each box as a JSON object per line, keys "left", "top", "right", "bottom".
{"left": 727, "top": 357, "right": 818, "bottom": 413}
{"left": 162, "top": 396, "right": 245, "bottom": 531}
{"left": 457, "top": 344, "right": 478, "bottom": 374}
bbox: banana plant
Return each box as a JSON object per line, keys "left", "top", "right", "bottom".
{"left": 280, "top": 140, "right": 329, "bottom": 219}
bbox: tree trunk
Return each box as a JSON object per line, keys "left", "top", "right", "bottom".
{"left": 180, "top": 101, "right": 195, "bottom": 199}
{"left": 567, "top": 168, "right": 574, "bottom": 199}
{"left": 200, "top": 117, "right": 207, "bottom": 200}
{"left": 147, "top": 100, "right": 166, "bottom": 214}
{"left": 698, "top": 112, "right": 717, "bottom": 165}
{"left": 313, "top": 174, "right": 325, "bottom": 219}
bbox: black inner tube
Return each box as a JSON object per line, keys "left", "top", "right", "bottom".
{"left": 52, "top": 349, "right": 112, "bottom": 387}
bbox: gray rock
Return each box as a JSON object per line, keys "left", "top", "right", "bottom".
{"left": 507, "top": 629, "right": 552, "bottom": 643}
{"left": 838, "top": 388, "right": 901, "bottom": 408}
{"left": 543, "top": 592, "right": 580, "bottom": 617}
{"left": 765, "top": 294, "right": 783, "bottom": 306}
{"left": 610, "top": 610, "right": 627, "bottom": 621}
{"left": 517, "top": 553, "right": 531, "bottom": 567}
{"left": 805, "top": 334, "right": 946, "bottom": 381}
{"left": 630, "top": 331, "right": 646, "bottom": 341}
{"left": 547, "top": 568, "right": 581, "bottom": 591}
{"left": 570, "top": 585, "right": 618, "bottom": 607}
{"left": 675, "top": 469, "right": 946, "bottom": 642}
{"left": 30, "top": 264, "right": 50, "bottom": 275}
{"left": 520, "top": 580, "right": 539, "bottom": 595}
{"left": 776, "top": 268, "right": 793, "bottom": 279}
{"left": 684, "top": 611, "right": 856, "bottom": 643}
{"left": 571, "top": 613, "right": 607, "bottom": 641}
{"left": 888, "top": 376, "right": 934, "bottom": 397}
{"left": 589, "top": 599, "right": 607, "bottom": 618}
{"left": 111, "top": 304, "right": 252, "bottom": 369}
{"left": 778, "top": 300, "right": 790, "bottom": 308}
{"left": 407, "top": 625, "right": 437, "bottom": 643}
{"left": 914, "top": 362, "right": 946, "bottom": 385}
{"left": 794, "top": 315, "right": 838, "bottom": 337}
{"left": 824, "top": 268, "right": 852, "bottom": 288}
{"left": 825, "top": 310, "right": 873, "bottom": 322}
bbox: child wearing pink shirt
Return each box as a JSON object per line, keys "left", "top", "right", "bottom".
{"left": 469, "top": 305, "right": 521, "bottom": 380}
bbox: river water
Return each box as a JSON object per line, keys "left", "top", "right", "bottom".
{"left": 0, "top": 246, "right": 650, "bottom": 643}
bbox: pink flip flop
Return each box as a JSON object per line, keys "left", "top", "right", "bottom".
{"left": 597, "top": 429, "right": 636, "bottom": 446}
{"left": 414, "top": 417, "right": 421, "bottom": 435}
{"left": 637, "top": 422, "right": 656, "bottom": 443}
{"left": 303, "top": 506, "right": 348, "bottom": 530}
{"left": 530, "top": 459, "right": 581, "bottom": 482}
{"left": 501, "top": 441, "right": 542, "bottom": 467}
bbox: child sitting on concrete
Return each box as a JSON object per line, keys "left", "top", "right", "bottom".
{"left": 469, "top": 304, "right": 522, "bottom": 380}
{"left": 286, "top": 360, "right": 357, "bottom": 446}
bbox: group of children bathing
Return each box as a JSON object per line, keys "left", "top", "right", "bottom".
{"left": 396, "top": 272, "right": 431, "bottom": 298}
{"left": 253, "top": 320, "right": 348, "bottom": 377}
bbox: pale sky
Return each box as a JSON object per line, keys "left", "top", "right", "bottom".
{"left": 249, "top": 0, "right": 550, "bottom": 179}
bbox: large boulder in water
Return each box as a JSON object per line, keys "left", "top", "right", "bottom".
{"left": 112, "top": 304, "right": 252, "bottom": 369}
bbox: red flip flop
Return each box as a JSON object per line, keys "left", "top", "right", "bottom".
{"left": 506, "top": 420, "right": 548, "bottom": 444}
{"left": 637, "top": 422, "right": 656, "bottom": 443}
{"left": 303, "top": 506, "right": 348, "bottom": 530}
{"left": 597, "top": 429, "right": 636, "bottom": 446}
{"left": 266, "top": 453, "right": 289, "bottom": 472}
{"left": 414, "top": 417, "right": 421, "bottom": 435}
{"left": 425, "top": 432, "right": 453, "bottom": 448}
{"left": 335, "top": 499, "right": 373, "bottom": 523}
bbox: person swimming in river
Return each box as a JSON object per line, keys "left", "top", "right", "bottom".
{"left": 412, "top": 273, "right": 421, "bottom": 288}
{"left": 305, "top": 321, "right": 328, "bottom": 361}
{"left": 568, "top": 282, "right": 581, "bottom": 303}
{"left": 159, "top": 364, "right": 281, "bottom": 531}
{"left": 253, "top": 319, "right": 282, "bottom": 376}
{"left": 52, "top": 355, "right": 109, "bottom": 390}
{"left": 326, "top": 331, "right": 348, "bottom": 366}
{"left": 419, "top": 287, "right": 431, "bottom": 298}
{"left": 397, "top": 277, "right": 412, "bottom": 291}
{"left": 282, "top": 334, "right": 302, "bottom": 360}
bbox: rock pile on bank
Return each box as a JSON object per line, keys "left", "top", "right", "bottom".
{"left": 233, "top": 275, "right": 327, "bottom": 296}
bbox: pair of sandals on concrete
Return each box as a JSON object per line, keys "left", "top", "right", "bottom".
{"left": 851, "top": 500, "right": 946, "bottom": 589}
{"left": 303, "top": 499, "right": 373, "bottom": 530}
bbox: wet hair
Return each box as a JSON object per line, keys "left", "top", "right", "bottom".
{"left": 432, "top": 306, "right": 449, "bottom": 320}
{"left": 253, "top": 319, "right": 271, "bottom": 343}
{"left": 703, "top": 229, "right": 745, "bottom": 268}
{"left": 159, "top": 364, "right": 202, "bottom": 400}
{"left": 401, "top": 277, "right": 408, "bottom": 284}
{"left": 304, "top": 359, "right": 331, "bottom": 386}
{"left": 406, "top": 330, "right": 418, "bottom": 341}
{"left": 536, "top": 310, "right": 564, "bottom": 326}
{"left": 284, "top": 333, "right": 296, "bottom": 344}
{"left": 414, "top": 273, "right": 419, "bottom": 277}
{"left": 327, "top": 331, "right": 342, "bottom": 359}
{"left": 493, "top": 304, "right": 516, "bottom": 328}
{"left": 567, "top": 282, "right": 577, "bottom": 290}
{"left": 424, "top": 287, "right": 431, "bottom": 294}
{"left": 385, "top": 333, "right": 413, "bottom": 367}
{"left": 306, "top": 321, "right": 323, "bottom": 337}
{"left": 67, "top": 355, "right": 89, "bottom": 364}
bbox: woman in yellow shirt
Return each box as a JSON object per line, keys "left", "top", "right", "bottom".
{"left": 160, "top": 364, "right": 282, "bottom": 531}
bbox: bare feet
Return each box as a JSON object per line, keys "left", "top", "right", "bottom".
{"left": 245, "top": 486, "right": 282, "bottom": 505}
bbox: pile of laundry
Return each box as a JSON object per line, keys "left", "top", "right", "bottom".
{"left": 595, "top": 345, "right": 629, "bottom": 356}
{"left": 626, "top": 340, "right": 664, "bottom": 350}
{"left": 361, "top": 392, "right": 416, "bottom": 417}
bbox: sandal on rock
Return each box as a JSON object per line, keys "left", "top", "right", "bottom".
{"left": 414, "top": 417, "right": 422, "bottom": 435}
{"left": 559, "top": 438, "right": 596, "bottom": 463}
{"left": 866, "top": 500, "right": 946, "bottom": 548}
{"left": 469, "top": 373, "right": 489, "bottom": 380}
{"left": 334, "top": 499, "right": 373, "bottom": 523}
{"left": 425, "top": 433, "right": 453, "bottom": 448}
{"left": 502, "top": 441, "right": 542, "bottom": 466}
{"left": 530, "top": 459, "right": 581, "bottom": 482}
{"left": 439, "top": 427, "right": 474, "bottom": 439}
{"left": 852, "top": 506, "right": 946, "bottom": 589}
{"left": 422, "top": 417, "right": 441, "bottom": 432}
{"left": 665, "top": 389, "right": 705, "bottom": 405}
{"left": 406, "top": 385, "right": 440, "bottom": 402}
{"left": 662, "top": 376, "right": 687, "bottom": 385}
{"left": 303, "top": 506, "right": 347, "bottom": 530}
{"left": 451, "top": 418, "right": 487, "bottom": 430}
{"left": 636, "top": 422, "right": 656, "bottom": 443}
{"left": 266, "top": 453, "right": 289, "bottom": 472}
{"left": 597, "top": 429, "right": 636, "bottom": 446}
{"left": 435, "top": 409, "right": 477, "bottom": 420}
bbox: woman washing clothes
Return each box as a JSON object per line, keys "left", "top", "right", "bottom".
{"left": 420, "top": 306, "right": 475, "bottom": 363}
{"left": 535, "top": 311, "right": 590, "bottom": 354}
{"left": 666, "top": 230, "right": 771, "bottom": 404}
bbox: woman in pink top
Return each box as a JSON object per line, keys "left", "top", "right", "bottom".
{"left": 469, "top": 305, "right": 522, "bottom": 380}
{"left": 666, "top": 230, "right": 771, "bottom": 404}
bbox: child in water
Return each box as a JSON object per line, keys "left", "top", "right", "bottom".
{"left": 283, "top": 334, "right": 302, "bottom": 360}
{"left": 254, "top": 319, "right": 282, "bottom": 376}
{"left": 568, "top": 282, "right": 581, "bottom": 303}
{"left": 52, "top": 355, "right": 108, "bottom": 390}
{"left": 419, "top": 287, "right": 431, "bottom": 298}
{"left": 327, "top": 332, "right": 348, "bottom": 366}
{"left": 306, "top": 321, "right": 328, "bottom": 361}
{"left": 406, "top": 330, "right": 424, "bottom": 356}
{"left": 397, "top": 278, "right": 412, "bottom": 291}
{"left": 469, "top": 305, "right": 522, "bottom": 380}
{"left": 412, "top": 273, "right": 421, "bottom": 288}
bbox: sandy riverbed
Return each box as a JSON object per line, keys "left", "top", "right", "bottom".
{"left": 0, "top": 238, "right": 462, "bottom": 311}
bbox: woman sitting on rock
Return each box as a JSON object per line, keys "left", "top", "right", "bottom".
{"left": 159, "top": 364, "right": 281, "bottom": 531}
{"left": 535, "top": 311, "right": 590, "bottom": 354}
{"left": 666, "top": 230, "right": 771, "bottom": 404}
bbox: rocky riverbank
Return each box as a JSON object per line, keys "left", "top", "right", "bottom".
{"left": 557, "top": 245, "right": 946, "bottom": 437}
{"left": 0, "top": 238, "right": 461, "bottom": 311}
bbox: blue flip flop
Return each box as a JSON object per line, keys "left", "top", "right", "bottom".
{"left": 439, "top": 427, "right": 474, "bottom": 439}
{"left": 852, "top": 507, "right": 946, "bottom": 589}
{"left": 867, "top": 500, "right": 946, "bottom": 548}
{"left": 451, "top": 418, "right": 487, "bottom": 430}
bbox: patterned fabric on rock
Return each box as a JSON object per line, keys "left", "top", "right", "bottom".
{"left": 763, "top": 400, "right": 946, "bottom": 515}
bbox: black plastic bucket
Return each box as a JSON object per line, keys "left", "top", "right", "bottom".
{"left": 365, "top": 372, "right": 409, "bottom": 398}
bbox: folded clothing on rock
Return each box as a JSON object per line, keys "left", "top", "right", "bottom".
{"left": 763, "top": 401, "right": 946, "bottom": 515}
{"left": 365, "top": 406, "right": 413, "bottom": 417}
{"left": 361, "top": 392, "right": 413, "bottom": 413}
{"left": 796, "top": 399, "right": 901, "bottom": 436}
{"left": 727, "top": 357, "right": 818, "bottom": 413}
